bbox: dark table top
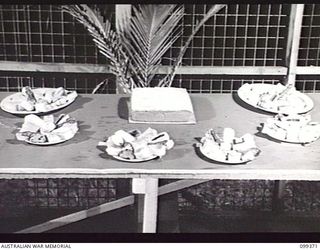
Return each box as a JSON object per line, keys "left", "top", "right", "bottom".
{"left": 1, "top": 92, "right": 320, "bottom": 180}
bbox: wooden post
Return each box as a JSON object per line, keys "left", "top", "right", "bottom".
{"left": 142, "top": 178, "right": 159, "bottom": 233}
{"left": 132, "top": 178, "right": 159, "bottom": 233}
{"left": 285, "top": 4, "right": 305, "bottom": 87}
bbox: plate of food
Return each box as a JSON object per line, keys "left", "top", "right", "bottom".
{"left": 0, "top": 86, "right": 78, "bottom": 115}
{"left": 99, "top": 128, "right": 174, "bottom": 162}
{"left": 261, "top": 113, "right": 320, "bottom": 144}
{"left": 16, "top": 113, "right": 78, "bottom": 145}
{"left": 197, "top": 128, "right": 261, "bottom": 164}
{"left": 237, "top": 83, "right": 314, "bottom": 114}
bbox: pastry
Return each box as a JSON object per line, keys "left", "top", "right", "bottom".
{"left": 16, "top": 114, "right": 78, "bottom": 144}
{"left": 242, "top": 148, "right": 260, "bottom": 161}
{"left": 7, "top": 87, "right": 77, "bottom": 113}
{"left": 22, "top": 86, "right": 37, "bottom": 103}
{"left": 104, "top": 128, "right": 174, "bottom": 161}
{"left": 199, "top": 128, "right": 260, "bottom": 163}
{"left": 238, "top": 83, "right": 312, "bottom": 114}
{"left": 227, "top": 150, "right": 243, "bottom": 162}
{"left": 51, "top": 87, "right": 66, "bottom": 103}
{"left": 114, "top": 130, "right": 136, "bottom": 143}
{"left": 18, "top": 100, "right": 35, "bottom": 111}
{"left": 223, "top": 128, "right": 235, "bottom": 144}
{"left": 28, "top": 134, "right": 48, "bottom": 143}
{"left": 18, "top": 114, "right": 55, "bottom": 134}
{"left": 261, "top": 113, "right": 320, "bottom": 143}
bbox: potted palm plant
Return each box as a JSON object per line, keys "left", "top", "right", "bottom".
{"left": 62, "top": 4, "right": 226, "bottom": 93}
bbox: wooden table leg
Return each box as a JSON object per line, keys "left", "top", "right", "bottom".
{"left": 132, "top": 178, "right": 159, "bottom": 233}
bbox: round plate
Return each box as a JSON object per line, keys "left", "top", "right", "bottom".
{"left": 24, "top": 131, "right": 77, "bottom": 146}
{"left": 237, "top": 83, "right": 314, "bottom": 114}
{"left": 18, "top": 121, "right": 78, "bottom": 146}
{"left": 199, "top": 145, "right": 252, "bottom": 164}
{"left": 0, "top": 88, "right": 78, "bottom": 115}
{"left": 262, "top": 126, "right": 320, "bottom": 144}
{"left": 112, "top": 155, "right": 158, "bottom": 163}
{"left": 25, "top": 136, "right": 70, "bottom": 146}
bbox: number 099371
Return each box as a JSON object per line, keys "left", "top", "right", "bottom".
{"left": 300, "top": 244, "right": 318, "bottom": 248}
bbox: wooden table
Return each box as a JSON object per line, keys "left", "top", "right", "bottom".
{"left": 1, "top": 92, "right": 320, "bottom": 233}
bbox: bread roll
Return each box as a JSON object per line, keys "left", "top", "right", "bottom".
{"left": 223, "top": 128, "right": 235, "bottom": 144}
{"left": 35, "top": 101, "right": 49, "bottom": 112}
{"left": 52, "top": 87, "right": 65, "bottom": 103}
{"left": 24, "top": 114, "right": 55, "bottom": 133}
{"left": 19, "top": 100, "right": 35, "bottom": 111}
{"left": 114, "top": 130, "right": 136, "bottom": 143}
{"left": 22, "top": 86, "right": 37, "bottom": 103}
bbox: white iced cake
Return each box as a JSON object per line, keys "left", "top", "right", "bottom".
{"left": 130, "top": 87, "right": 196, "bottom": 124}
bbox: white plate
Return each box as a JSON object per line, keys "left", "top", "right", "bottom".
{"left": 104, "top": 128, "right": 173, "bottom": 163}
{"left": 112, "top": 155, "right": 158, "bottom": 163}
{"left": 199, "top": 145, "right": 253, "bottom": 164}
{"left": 262, "top": 125, "right": 320, "bottom": 144}
{"left": 18, "top": 120, "right": 78, "bottom": 146}
{"left": 24, "top": 130, "right": 77, "bottom": 146}
{"left": 0, "top": 88, "right": 78, "bottom": 115}
{"left": 237, "top": 83, "right": 314, "bottom": 114}
{"left": 25, "top": 136, "right": 71, "bottom": 146}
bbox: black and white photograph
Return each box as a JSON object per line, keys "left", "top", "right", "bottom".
{"left": 0, "top": 2, "right": 320, "bottom": 244}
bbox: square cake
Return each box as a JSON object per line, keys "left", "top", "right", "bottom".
{"left": 129, "top": 87, "right": 196, "bottom": 124}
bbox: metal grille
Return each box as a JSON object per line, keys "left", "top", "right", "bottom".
{"left": 25, "top": 179, "right": 117, "bottom": 208}
{"left": 298, "top": 4, "right": 320, "bottom": 66}
{"left": 169, "top": 75, "right": 284, "bottom": 93}
{"left": 178, "top": 180, "right": 320, "bottom": 221}
{"left": 0, "top": 178, "right": 128, "bottom": 215}
{"left": 0, "top": 4, "right": 290, "bottom": 67}
{"left": 283, "top": 181, "right": 320, "bottom": 213}
{"left": 163, "top": 4, "right": 289, "bottom": 67}
{"left": 178, "top": 180, "right": 274, "bottom": 212}
{"left": 0, "top": 4, "right": 110, "bottom": 64}
{"left": 0, "top": 5, "right": 115, "bottom": 94}
{"left": 295, "top": 75, "right": 320, "bottom": 93}
{"left": 0, "top": 4, "right": 291, "bottom": 94}
{"left": 0, "top": 75, "right": 117, "bottom": 94}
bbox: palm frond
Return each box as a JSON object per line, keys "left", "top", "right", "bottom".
{"left": 159, "top": 4, "right": 227, "bottom": 87}
{"left": 115, "top": 5, "right": 132, "bottom": 34}
{"left": 62, "top": 4, "right": 188, "bottom": 92}
{"left": 121, "top": 5, "right": 184, "bottom": 87}
{"left": 62, "top": 5, "right": 133, "bottom": 92}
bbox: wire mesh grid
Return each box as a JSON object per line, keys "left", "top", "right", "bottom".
{"left": 177, "top": 180, "right": 274, "bottom": 213}
{"left": 297, "top": 4, "right": 320, "bottom": 93}
{"left": 178, "top": 180, "right": 320, "bottom": 216}
{"left": 283, "top": 181, "right": 320, "bottom": 213}
{"left": 295, "top": 75, "right": 320, "bottom": 92}
{"left": 0, "top": 75, "right": 117, "bottom": 93}
{"left": 169, "top": 75, "right": 284, "bottom": 93}
{"left": 25, "top": 178, "right": 118, "bottom": 208}
{"left": 0, "top": 4, "right": 290, "bottom": 67}
{"left": 0, "top": 5, "right": 110, "bottom": 64}
{"left": 0, "top": 178, "right": 122, "bottom": 212}
{"left": 298, "top": 4, "right": 320, "bottom": 66}
{"left": 0, "top": 4, "right": 292, "bottom": 94}
{"left": 0, "top": 5, "right": 320, "bottom": 216}
{"left": 0, "top": 5, "right": 116, "bottom": 93}
{"left": 163, "top": 4, "right": 290, "bottom": 67}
